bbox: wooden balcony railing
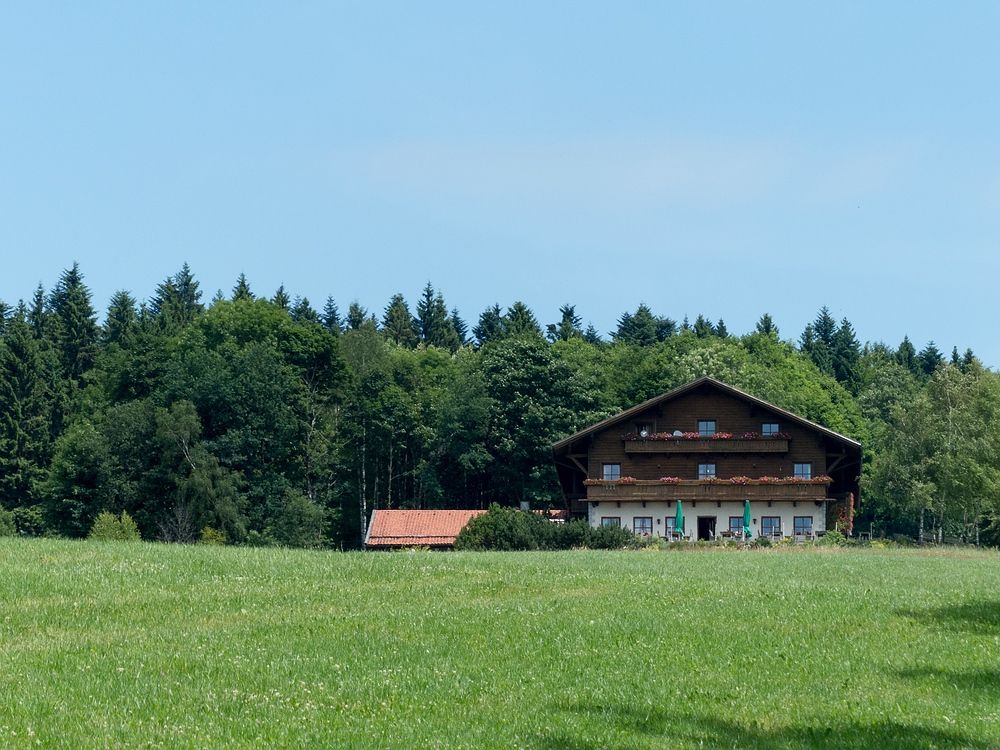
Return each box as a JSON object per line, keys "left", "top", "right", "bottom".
{"left": 623, "top": 438, "right": 789, "bottom": 454}
{"left": 585, "top": 479, "right": 828, "bottom": 502}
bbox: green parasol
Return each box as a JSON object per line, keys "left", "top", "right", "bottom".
{"left": 675, "top": 500, "right": 684, "bottom": 539}
{"left": 743, "top": 499, "right": 752, "bottom": 539}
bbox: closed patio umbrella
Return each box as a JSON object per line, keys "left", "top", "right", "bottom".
{"left": 675, "top": 500, "right": 684, "bottom": 540}
{"left": 743, "top": 499, "right": 752, "bottom": 539}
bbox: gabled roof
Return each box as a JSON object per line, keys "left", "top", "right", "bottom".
{"left": 364, "top": 509, "right": 486, "bottom": 548}
{"left": 553, "top": 376, "right": 861, "bottom": 452}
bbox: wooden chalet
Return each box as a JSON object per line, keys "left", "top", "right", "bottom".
{"left": 552, "top": 377, "right": 862, "bottom": 540}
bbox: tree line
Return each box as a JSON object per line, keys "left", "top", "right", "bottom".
{"left": 1, "top": 263, "right": 997, "bottom": 547}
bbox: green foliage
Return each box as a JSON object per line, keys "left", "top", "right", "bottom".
{"left": 454, "top": 504, "right": 637, "bottom": 550}
{"left": 199, "top": 526, "right": 226, "bottom": 545}
{"left": 814, "top": 530, "right": 847, "bottom": 546}
{"left": 0, "top": 507, "right": 15, "bottom": 536}
{"left": 88, "top": 510, "right": 141, "bottom": 541}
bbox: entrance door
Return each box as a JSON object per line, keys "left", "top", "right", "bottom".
{"left": 697, "top": 516, "right": 716, "bottom": 541}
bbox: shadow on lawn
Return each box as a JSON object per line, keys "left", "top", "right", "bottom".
{"left": 895, "top": 666, "right": 1000, "bottom": 699}
{"left": 898, "top": 600, "right": 1000, "bottom": 635}
{"left": 534, "top": 705, "right": 994, "bottom": 750}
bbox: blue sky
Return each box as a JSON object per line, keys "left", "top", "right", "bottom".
{"left": 2, "top": 3, "right": 999, "bottom": 364}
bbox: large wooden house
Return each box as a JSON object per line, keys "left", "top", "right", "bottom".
{"left": 552, "top": 377, "right": 862, "bottom": 540}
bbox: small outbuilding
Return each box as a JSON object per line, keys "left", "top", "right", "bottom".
{"left": 364, "top": 509, "right": 487, "bottom": 549}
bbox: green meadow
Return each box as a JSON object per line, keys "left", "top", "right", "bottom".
{"left": 1, "top": 540, "right": 999, "bottom": 749}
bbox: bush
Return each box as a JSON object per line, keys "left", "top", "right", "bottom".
{"left": 13, "top": 506, "right": 47, "bottom": 536}
{"left": 454, "top": 505, "right": 643, "bottom": 551}
{"left": 815, "top": 530, "right": 847, "bottom": 547}
{"left": 88, "top": 511, "right": 141, "bottom": 542}
{"left": 265, "top": 490, "right": 327, "bottom": 548}
{"left": 0, "top": 508, "right": 16, "bottom": 537}
{"left": 200, "top": 526, "right": 226, "bottom": 545}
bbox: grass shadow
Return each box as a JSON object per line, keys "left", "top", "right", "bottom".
{"left": 894, "top": 666, "right": 1000, "bottom": 698}
{"left": 898, "top": 600, "right": 1000, "bottom": 635}
{"left": 535, "top": 704, "right": 996, "bottom": 750}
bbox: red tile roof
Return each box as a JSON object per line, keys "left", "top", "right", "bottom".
{"left": 364, "top": 509, "right": 487, "bottom": 548}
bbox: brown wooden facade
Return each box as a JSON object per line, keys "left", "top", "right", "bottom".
{"left": 552, "top": 377, "right": 862, "bottom": 536}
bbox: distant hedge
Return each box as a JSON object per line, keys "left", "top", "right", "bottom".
{"left": 454, "top": 503, "right": 637, "bottom": 550}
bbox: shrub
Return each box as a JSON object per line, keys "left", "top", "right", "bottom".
{"left": 265, "top": 490, "right": 327, "bottom": 548}
{"left": 586, "top": 522, "right": 639, "bottom": 550}
{"left": 13, "top": 506, "right": 46, "bottom": 536}
{"left": 88, "top": 511, "right": 141, "bottom": 542}
{"left": 0, "top": 508, "right": 16, "bottom": 537}
{"left": 200, "top": 527, "right": 226, "bottom": 545}
{"left": 815, "top": 530, "right": 847, "bottom": 547}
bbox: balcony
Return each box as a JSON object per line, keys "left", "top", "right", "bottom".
{"left": 623, "top": 438, "right": 789, "bottom": 454}
{"left": 585, "top": 478, "right": 829, "bottom": 503}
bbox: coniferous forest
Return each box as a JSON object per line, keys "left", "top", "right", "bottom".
{"left": 1, "top": 263, "right": 998, "bottom": 548}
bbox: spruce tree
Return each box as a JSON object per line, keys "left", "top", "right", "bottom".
{"left": 895, "top": 336, "right": 917, "bottom": 373}
{"left": 0, "top": 316, "right": 50, "bottom": 508}
{"left": 49, "top": 263, "right": 99, "bottom": 381}
{"left": 472, "top": 304, "right": 503, "bottom": 348}
{"left": 450, "top": 308, "right": 468, "bottom": 347}
{"left": 346, "top": 302, "right": 371, "bottom": 330}
{"left": 272, "top": 285, "right": 291, "bottom": 310}
{"left": 583, "top": 324, "right": 603, "bottom": 345}
{"left": 716, "top": 319, "right": 729, "bottom": 338}
{"left": 416, "top": 284, "right": 460, "bottom": 351}
{"left": 755, "top": 313, "right": 778, "bottom": 337}
{"left": 322, "top": 297, "right": 342, "bottom": 335}
{"left": 150, "top": 263, "right": 203, "bottom": 331}
{"left": 502, "top": 302, "right": 542, "bottom": 339}
{"left": 918, "top": 341, "right": 943, "bottom": 376}
{"left": 614, "top": 304, "right": 673, "bottom": 346}
{"left": 546, "top": 304, "right": 583, "bottom": 342}
{"left": 290, "top": 297, "right": 319, "bottom": 324}
{"left": 382, "top": 294, "right": 419, "bottom": 348}
{"left": 232, "top": 273, "right": 254, "bottom": 301}
{"left": 693, "top": 314, "right": 714, "bottom": 339}
{"left": 103, "top": 291, "right": 139, "bottom": 347}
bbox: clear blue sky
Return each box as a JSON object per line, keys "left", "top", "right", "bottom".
{"left": 2, "top": 3, "right": 999, "bottom": 364}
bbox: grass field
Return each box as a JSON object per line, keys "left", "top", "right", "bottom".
{"left": 1, "top": 540, "right": 999, "bottom": 749}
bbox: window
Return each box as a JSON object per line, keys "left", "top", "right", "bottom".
{"left": 698, "top": 420, "right": 716, "bottom": 437}
{"left": 762, "top": 423, "right": 779, "bottom": 436}
{"left": 666, "top": 517, "right": 683, "bottom": 534}
{"left": 729, "top": 516, "right": 743, "bottom": 534}
{"left": 761, "top": 516, "right": 781, "bottom": 537}
{"left": 794, "top": 516, "right": 813, "bottom": 536}
{"left": 793, "top": 463, "right": 812, "bottom": 480}
{"left": 698, "top": 463, "right": 716, "bottom": 480}
{"left": 602, "top": 463, "right": 621, "bottom": 481}
{"left": 636, "top": 423, "right": 650, "bottom": 438}
{"left": 634, "top": 517, "right": 652, "bottom": 536}
{"left": 601, "top": 517, "right": 621, "bottom": 527}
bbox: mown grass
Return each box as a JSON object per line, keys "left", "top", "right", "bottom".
{"left": 1, "top": 541, "right": 999, "bottom": 749}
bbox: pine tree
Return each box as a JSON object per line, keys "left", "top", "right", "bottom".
{"left": 0, "top": 316, "right": 50, "bottom": 508}
{"left": 322, "top": 297, "right": 342, "bottom": 335}
{"left": 416, "top": 283, "right": 460, "bottom": 351}
{"left": 546, "top": 304, "right": 583, "bottom": 342}
{"left": 232, "top": 274, "right": 254, "bottom": 301}
{"left": 693, "top": 315, "right": 715, "bottom": 339}
{"left": 290, "top": 297, "right": 319, "bottom": 324}
{"left": 49, "top": 263, "right": 99, "bottom": 381}
{"left": 28, "top": 284, "right": 50, "bottom": 342}
{"left": 473, "top": 304, "right": 503, "bottom": 348}
{"left": 272, "top": 285, "right": 291, "bottom": 310}
{"left": 103, "top": 291, "right": 139, "bottom": 347}
{"left": 583, "top": 324, "right": 603, "bottom": 345}
{"left": 450, "top": 308, "right": 468, "bottom": 347}
{"left": 895, "top": 336, "right": 917, "bottom": 373}
{"left": 502, "top": 302, "right": 542, "bottom": 339}
{"left": 831, "top": 317, "right": 861, "bottom": 388}
{"left": 346, "top": 301, "right": 371, "bottom": 330}
{"left": 151, "top": 263, "right": 203, "bottom": 330}
{"left": 0, "top": 300, "right": 10, "bottom": 336}
{"left": 918, "top": 341, "right": 943, "bottom": 376}
{"left": 382, "top": 294, "right": 419, "bottom": 348}
{"left": 755, "top": 313, "right": 778, "bottom": 337}
{"left": 716, "top": 319, "right": 729, "bottom": 338}
{"left": 614, "top": 304, "right": 674, "bottom": 346}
